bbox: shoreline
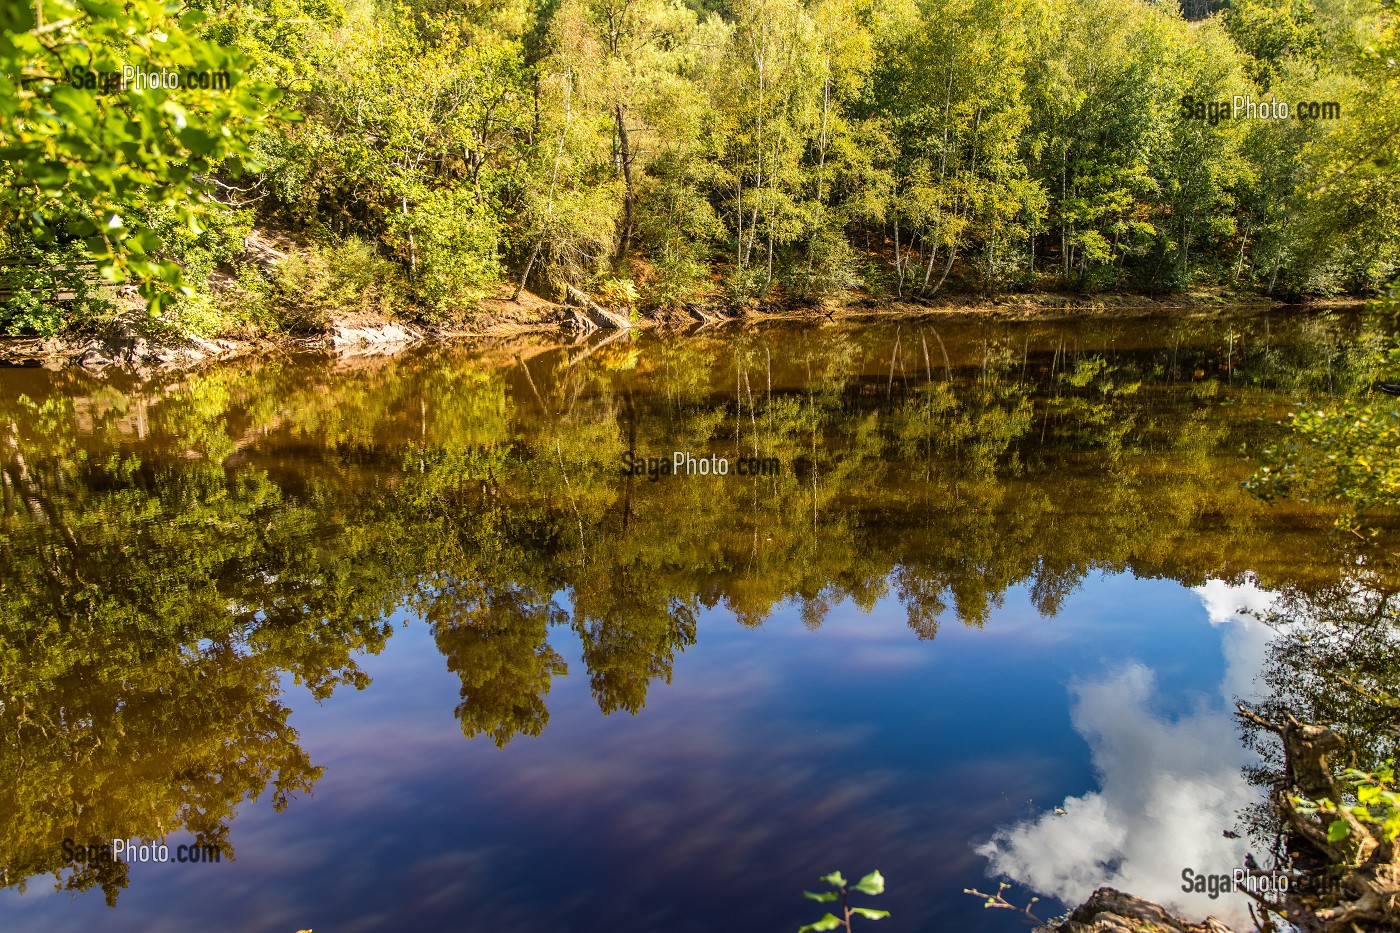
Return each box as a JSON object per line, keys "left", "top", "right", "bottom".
{"left": 0, "top": 290, "right": 1367, "bottom": 372}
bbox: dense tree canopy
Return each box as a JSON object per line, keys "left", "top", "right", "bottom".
{"left": 1, "top": 0, "right": 1397, "bottom": 333}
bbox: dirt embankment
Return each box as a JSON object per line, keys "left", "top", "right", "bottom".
{"left": 0, "top": 315, "right": 447, "bottom": 373}
{"left": 0, "top": 286, "right": 1355, "bottom": 373}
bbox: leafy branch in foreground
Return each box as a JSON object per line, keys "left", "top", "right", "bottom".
{"left": 964, "top": 880, "right": 1043, "bottom": 925}
{"left": 1292, "top": 760, "right": 1400, "bottom": 851}
{"left": 1, "top": 0, "right": 287, "bottom": 312}
{"left": 1238, "top": 707, "right": 1400, "bottom": 932}
{"left": 799, "top": 870, "right": 889, "bottom": 932}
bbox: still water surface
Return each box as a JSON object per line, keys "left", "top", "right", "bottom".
{"left": 0, "top": 311, "right": 1373, "bottom": 931}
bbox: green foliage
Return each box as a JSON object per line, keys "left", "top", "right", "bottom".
{"left": 0, "top": 0, "right": 284, "bottom": 312}
{"left": 271, "top": 238, "right": 408, "bottom": 333}
{"left": 1248, "top": 296, "right": 1400, "bottom": 529}
{"left": 642, "top": 251, "right": 713, "bottom": 308}
{"left": 0, "top": 238, "right": 113, "bottom": 336}
{"left": 5, "top": 0, "right": 1400, "bottom": 332}
{"left": 595, "top": 277, "right": 640, "bottom": 307}
{"left": 1292, "top": 760, "right": 1400, "bottom": 849}
{"left": 391, "top": 187, "right": 502, "bottom": 319}
{"left": 1225, "top": 0, "right": 1323, "bottom": 87}
{"left": 135, "top": 200, "right": 258, "bottom": 336}
{"left": 800, "top": 870, "right": 889, "bottom": 932}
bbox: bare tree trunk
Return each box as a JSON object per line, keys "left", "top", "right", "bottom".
{"left": 614, "top": 102, "right": 635, "bottom": 259}
{"left": 402, "top": 195, "right": 417, "bottom": 287}
{"left": 893, "top": 213, "right": 904, "bottom": 297}
{"left": 736, "top": 175, "right": 744, "bottom": 269}
{"left": 513, "top": 240, "right": 541, "bottom": 301}
{"left": 922, "top": 240, "right": 939, "bottom": 292}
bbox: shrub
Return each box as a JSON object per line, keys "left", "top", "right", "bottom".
{"left": 643, "top": 252, "right": 712, "bottom": 310}
{"left": 0, "top": 240, "right": 113, "bottom": 337}
{"left": 271, "top": 237, "right": 408, "bottom": 333}
{"left": 387, "top": 189, "right": 501, "bottom": 323}
{"left": 786, "top": 231, "right": 861, "bottom": 303}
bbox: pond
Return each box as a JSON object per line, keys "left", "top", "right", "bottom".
{"left": 0, "top": 310, "right": 1384, "bottom": 932}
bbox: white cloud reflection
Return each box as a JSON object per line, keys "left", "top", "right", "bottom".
{"left": 977, "top": 579, "right": 1278, "bottom": 926}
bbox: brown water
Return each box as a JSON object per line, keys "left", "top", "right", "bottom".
{"left": 0, "top": 311, "right": 1386, "bottom": 932}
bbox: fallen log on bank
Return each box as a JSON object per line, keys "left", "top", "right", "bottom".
{"left": 564, "top": 284, "right": 631, "bottom": 331}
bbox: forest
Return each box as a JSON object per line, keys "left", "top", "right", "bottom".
{"left": 1, "top": 0, "right": 1398, "bottom": 337}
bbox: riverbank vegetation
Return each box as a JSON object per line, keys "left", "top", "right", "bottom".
{"left": 2, "top": 0, "right": 1398, "bottom": 338}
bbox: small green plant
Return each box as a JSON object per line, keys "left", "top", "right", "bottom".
{"left": 641, "top": 252, "right": 711, "bottom": 309}
{"left": 799, "top": 870, "right": 889, "bottom": 932}
{"left": 595, "top": 277, "right": 639, "bottom": 308}
{"left": 1293, "top": 759, "right": 1400, "bottom": 848}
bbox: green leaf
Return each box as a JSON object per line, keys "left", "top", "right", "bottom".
{"left": 1327, "top": 819, "right": 1352, "bottom": 843}
{"left": 798, "top": 914, "right": 843, "bottom": 932}
{"left": 804, "top": 891, "right": 839, "bottom": 903}
{"left": 819, "top": 872, "right": 846, "bottom": 888}
{"left": 178, "top": 126, "right": 220, "bottom": 157}
{"left": 852, "top": 870, "right": 885, "bottom": 895}
{"left": 850, "top": 908, "right": 890, "bottom": 920}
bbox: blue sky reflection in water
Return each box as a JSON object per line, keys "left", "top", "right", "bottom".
{"left": 3, "top": 314, "right": 1371, "bottom": 933}
{"left": 4, "top": 572, "right": 1275, "bottom": 932}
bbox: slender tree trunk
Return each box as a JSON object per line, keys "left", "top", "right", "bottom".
{"left": 402, "top": 195, "right": 417, "bottom": 287}
{"left": 744, "top": 33, "right": 767, "bottom": 271}
{"left": 614, "top": 101, "right": 635, "bottom": 259}
{"left": 736, "top": 175, "right": 744, "bottom": 269}
{"left": 804, "top": 68, "right": 832, "bottom": 295}
{"left": 922, "top": 241, "right": 939, "bottom": 291}
{"left": 893, "top": 212, "right": 904, "bottom": 297}
{"left": 516, "top": 72, "right": 573, "bottom": 300}
{"left": 745, "top": 189, "right": 761, "bottom": 269}
{"left": 932, "top": 246, "right": 957, "bottom": 296}
{"left": 513, "top": 240, "right": 541, "bottom": 300}
{"left": 1060, "top": 158, "right": 1069, "bottom": 280}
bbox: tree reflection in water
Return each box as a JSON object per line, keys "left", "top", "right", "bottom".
{"left": 0, "top": 314, "right": 1392, "bottom": 906}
